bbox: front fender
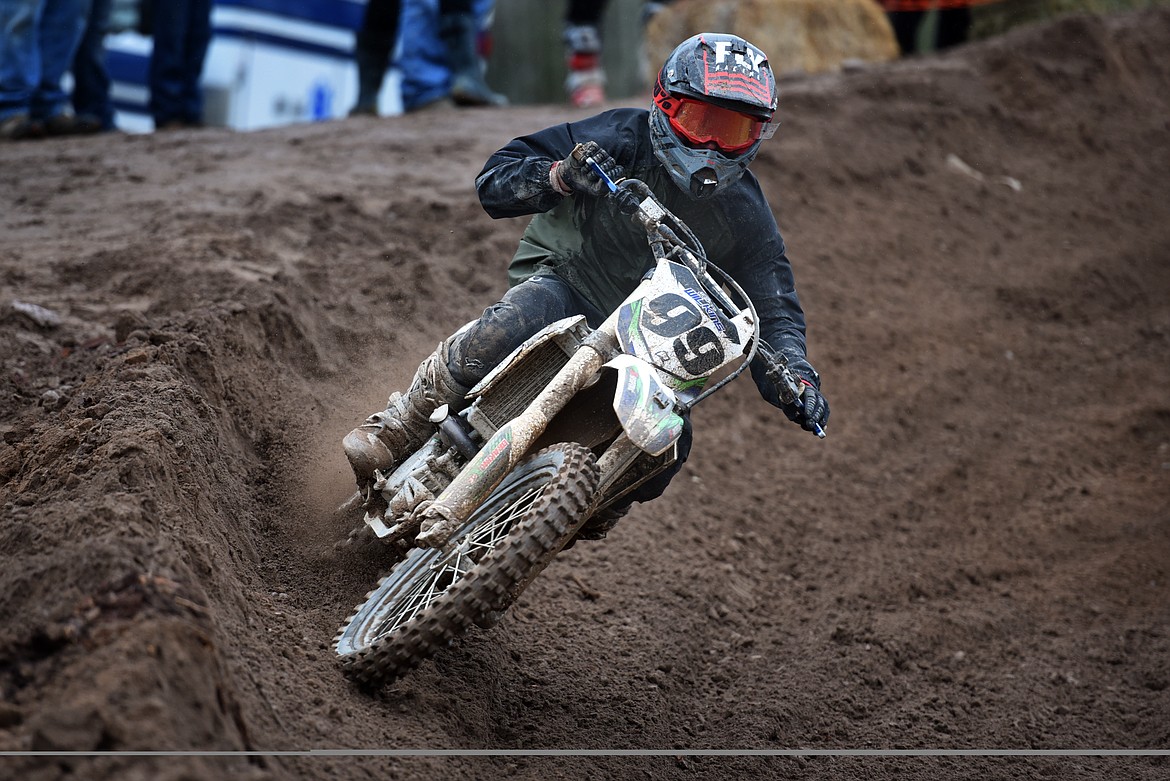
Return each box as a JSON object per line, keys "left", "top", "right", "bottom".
{"left": 605, "top": 354, "right": 684, "bottom": 456}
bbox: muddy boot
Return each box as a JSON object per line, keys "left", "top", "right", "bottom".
{"left": 343, "top": 341, "right": 470, "bottom": 486}
{"left": 439, "top": 13, "right": 507, "bottom": 107}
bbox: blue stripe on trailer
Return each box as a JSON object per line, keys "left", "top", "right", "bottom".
{"left": 215, "top": 0, "right": 365, "bottom": 31}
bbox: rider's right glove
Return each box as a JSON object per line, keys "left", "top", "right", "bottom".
{"left": 754, "top": 357, "right": 830, "bottom": 435}
{"left": 550, "top": 141, "right": 623, "bottom": 196}
{"left": 785, "top": 381, "right": 830, "bottom": 435}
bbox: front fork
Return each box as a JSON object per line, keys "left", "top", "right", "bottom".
{"left": 413, "top": 327, "right": 620, "bottom": 547}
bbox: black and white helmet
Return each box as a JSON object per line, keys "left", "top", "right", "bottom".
{"left": 650, "top": 33, "right": 779, "bottom": 199}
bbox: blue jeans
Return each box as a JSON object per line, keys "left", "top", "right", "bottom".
{"left": 70, "top": 0, "right": 112, "bottom": 128}
{"left": 147, "top": 0, "right": 211, "bottom": 126}
{"left": 0, "top": 0, "right": 90, "bottom": 121}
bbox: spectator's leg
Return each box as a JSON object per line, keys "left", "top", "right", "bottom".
{"left": 935, "top": 6, "right": 972, "bottom": 51}
{"left": 148, "top": 0, "right": 185, "bottom": 126}
{"left": 32, "top": 0, "right": 88, "bottom": 126}
{"left": 71, "top": 0, "right": 114, "bottom": 130}
{"left": 0, "top": 0, "right": 43, "bottom": 136}
{"left": 179, "top": 0, "right": 211, "bottom": 125}
{"left": 438, "top": 0, "right": 506, "bottom": 107}
{"left": 886, "top": 10, "right": 921, "bottom": 56}
{"left": 351, "top": 0, "right": 401, "bottom": 116}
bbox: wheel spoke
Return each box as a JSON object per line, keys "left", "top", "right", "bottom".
{"left": 363, "top": 479, "right": 550, "bottom": 644}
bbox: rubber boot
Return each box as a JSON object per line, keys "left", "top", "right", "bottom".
{"left": 563, "top": 24, "right": 605, "bottom": 108}
{"left": 439, "top": 13, "right": 507, "bottom": 107}
{"left": 343, "top": 340, "right": 471, "bottom": 485}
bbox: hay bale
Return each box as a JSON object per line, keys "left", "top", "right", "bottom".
{"left": 645, "top": 0, "right": 900, "bottom": 77}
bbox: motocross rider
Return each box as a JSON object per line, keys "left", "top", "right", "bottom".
{"left": 343, "top": 32, "right": 830, "bottom": 538}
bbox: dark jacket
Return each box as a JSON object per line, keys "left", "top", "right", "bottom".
{"left": 474, "top": 107, "right": 819, "bottom": 399}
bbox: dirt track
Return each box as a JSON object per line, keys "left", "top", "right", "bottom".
{"left": 2, "top": 9, "right": 1168, "bottom": 780}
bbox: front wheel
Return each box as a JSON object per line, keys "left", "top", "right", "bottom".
{"left": 334, "top": 443, "right": 599, "bottom": 688}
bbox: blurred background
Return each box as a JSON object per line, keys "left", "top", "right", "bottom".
{"left": 91, "top": 0, "right": 1168, "bottom": 132}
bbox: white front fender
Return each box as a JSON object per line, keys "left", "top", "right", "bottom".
{"left": 605, "top": 354, "right": 685, "bottom": 456}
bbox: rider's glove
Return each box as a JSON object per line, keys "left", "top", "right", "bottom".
{"left": 785, "top": 380, "right": 830, "bottom": 434}
{"left": 550, "top": 141, "right": 622, "bottom": 196}
{"left": 755, "top": 356, "right": 830, "bottom": 434}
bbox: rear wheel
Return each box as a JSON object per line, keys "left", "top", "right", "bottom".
{"left": 334, "top": 443, "right": 598, "bottom": 688}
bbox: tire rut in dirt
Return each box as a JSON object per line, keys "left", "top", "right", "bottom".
{"left": 334, "top": 442, "right": 600, "bottom": 689}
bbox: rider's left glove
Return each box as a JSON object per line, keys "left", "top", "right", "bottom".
{"left": 756, "top": 357, "right": 830, "bottom": 434}
{"left": 787, "top": 381, "right": 830, "bottom": 434}
{"left": 551, "top": 141, "right": 622, "bottom": 196}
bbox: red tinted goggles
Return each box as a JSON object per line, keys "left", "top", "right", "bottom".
{"left": 655, "top": 89, "right": 770, "bottom": 154}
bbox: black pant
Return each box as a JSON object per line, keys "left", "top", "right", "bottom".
{"left": 888, "top": 8, "right": 972, "bottom": 56}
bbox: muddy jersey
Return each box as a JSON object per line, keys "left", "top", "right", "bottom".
{"left": 474, "top": 107, "right": 816, "bottom": 389}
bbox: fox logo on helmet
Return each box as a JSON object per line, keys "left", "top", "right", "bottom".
{"left": 711, "top": 40, "right": 768, "bottom": 75}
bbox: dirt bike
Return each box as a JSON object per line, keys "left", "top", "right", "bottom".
{"left": 333, "top": 146, "right": 823, "bottom": 688}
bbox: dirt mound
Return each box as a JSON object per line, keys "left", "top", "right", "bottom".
{"left": 2, "top": 8, "right": 1168, "bottom": 780}
{"left": 644, "top": 0, "right": 899, "bottom": 76}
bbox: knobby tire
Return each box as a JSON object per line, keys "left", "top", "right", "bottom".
{"left": 334, "top": 443, "right": 599, "bottom": 689}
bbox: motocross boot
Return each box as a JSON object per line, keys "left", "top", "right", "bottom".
{"left": 439, "top": 13, "right": 508, "bottom": 107}
{"left": 563, "top": 24, "right": 606, "bottom": 109}
{"left": 343, "top": 340, "right": 471, "bottom": 486}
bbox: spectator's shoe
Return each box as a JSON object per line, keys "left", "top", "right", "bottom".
{"left": 450, "top": 75, "right": 508, "bottom": 107}
{"left": 73, "top": 113, "right": 106, "bottom": 134}
{"left": 348, "top": 103, "right": 379, "bottom": 118}
{"left": 0, "top": 113, "right": 45, "bottom": 141}
{"left": 43, "top": 113, "right": 82, "bottom": 137}
{"left": 566, "top": 60, "right": 606, "bottom": 109}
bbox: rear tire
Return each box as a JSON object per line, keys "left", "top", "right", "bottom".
{"left": 334, "top": 443, "right": 598, "bottom": 688}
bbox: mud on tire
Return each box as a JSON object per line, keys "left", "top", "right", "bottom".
{"left": 333, "top": 443, "right": 599, "bottom": 689}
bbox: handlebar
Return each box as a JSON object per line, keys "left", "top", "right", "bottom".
{"left": 575, "top": 144, "right": 826, "bottom": 439}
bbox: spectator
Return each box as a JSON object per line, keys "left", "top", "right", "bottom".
{"left": 351, "top": 0, "right": 504, "bottom": 117}
{"left": 70, "top": 0, "right": 115, "bottom": 132}
{"left": 146, "top": 0, "right": 211, "bottom": 129}
{"left": 0, "top": 0, "right": 90, "bottom": 140}
{"left": 879, "top": 0, "right": 974, "bottom": 56}
{"left": 562, "top": 0, "right": 674, "bottom": 108}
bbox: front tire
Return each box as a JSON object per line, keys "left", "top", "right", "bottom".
{"left": 334, "top": 443, "right": 598, "bottom": 688}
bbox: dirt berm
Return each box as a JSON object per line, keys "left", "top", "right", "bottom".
{"left": 1, "top": 8, "right": 1168, "bottom": 781}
